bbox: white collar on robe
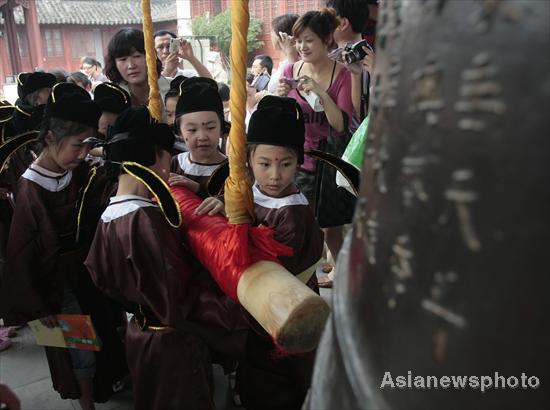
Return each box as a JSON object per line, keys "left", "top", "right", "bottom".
{"left": 253, "top": 184, "right": 309, "bottom": 209}
{"left": 101, "top": 195, "right": 158, "bottom": 223}
{"left": 175, "top": 151, "right": 226, "bottom": 177}
{"left": 22, "top": 164, "right": 72, "bottom": 192}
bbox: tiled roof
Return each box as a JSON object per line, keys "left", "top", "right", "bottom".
{"left": 10, "top": 0, "right": 176, "bottom": 26}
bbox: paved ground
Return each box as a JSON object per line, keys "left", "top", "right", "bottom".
{"left": 0, "top": 325, "right": 234, "bottom": 410}
{"left": 0, "top": 273, "right": 332, "bottom": 410}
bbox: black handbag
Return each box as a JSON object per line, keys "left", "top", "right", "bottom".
{"left": 314, "top": 125, "right": 357, "bottom": 228}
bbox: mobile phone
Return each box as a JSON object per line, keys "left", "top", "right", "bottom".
{"left": 252, "top": 74, "right": 270, "bottom": 91}
{"left": 285, "top": 78, "right": 299, "bottom": 88}
{"left": 169, "top": 36, "right": 192, "bottom": 53}
{"left": 169, "top": 38, "right": 181, "bottom": 53}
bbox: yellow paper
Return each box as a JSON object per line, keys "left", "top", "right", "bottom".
{"left": 28, "top": 319, "right": 67, "bottom": 348}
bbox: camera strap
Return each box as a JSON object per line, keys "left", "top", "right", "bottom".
{"left": 361, "top": 71, "right": 370, "bottom": 120}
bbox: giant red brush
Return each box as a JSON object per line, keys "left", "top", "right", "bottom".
{"left": 168, "top": 0, "right": 330, "bottom": 354}
{"left": 172, "top": 186, "right": 331, "bottom": 354}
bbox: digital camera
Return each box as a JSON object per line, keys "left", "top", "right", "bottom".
{"left": 344, "top": 40, "right": 372, "bottom": 64}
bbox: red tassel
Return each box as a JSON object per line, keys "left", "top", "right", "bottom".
{"left": 171, "top": 186, "right": 293, "bottom": 303}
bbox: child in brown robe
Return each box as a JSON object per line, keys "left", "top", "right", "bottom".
{"left": 0, "top": 83, "right": 127, "bottom": 410}
{"left": 237, "top": 96, "right": 325, "bottom": 410}
{"left": 94, "top": 82, "right": 131, "bottom": 139}
{"left": 84, "top": 106, "right": 215, "bottom": 410}
{"left": 0, "top": 73, "right": 56, "bottom": 265}
{"left": 170, "top": 77, "right": 228, "bottom": 214}
{"left": 170, "top": 77, "right": 249, "bottom": 376}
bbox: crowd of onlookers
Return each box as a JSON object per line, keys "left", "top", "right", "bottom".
{"left": 31, "top": 0, "right": 376, "bottom": 287}
{"left": 0, "top": 1, "right": 378, "bottom": 409}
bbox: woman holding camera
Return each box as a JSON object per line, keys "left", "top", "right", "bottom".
{"left": 277, "top": 9, "right": 354, "bottom": 282}
{"left": 277, "top": 8, "right": 353, "bottom": 201}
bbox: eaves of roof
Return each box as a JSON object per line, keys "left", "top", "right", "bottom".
{"left": 4, "top": 0, "right": 176, "bottom": 26}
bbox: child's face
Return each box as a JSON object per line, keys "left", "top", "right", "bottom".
{"left": 250, "top": 144, "right": 298, "bottom": 197}
{"left": 34, "top": 87, "right": 51, "bottom": 106}
{"left": 47, "top": 129, "right": 94, "bottom": 171}
{"left": 98, "top": 111, "right": 118, "bottom": 138}
{"left": 179, "top": 111, "right": 221, "bottom": 161}
{"left": 164, "top": 96, "right": 178, "bottom": 127}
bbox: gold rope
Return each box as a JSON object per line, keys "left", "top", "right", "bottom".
{"left": 75, "top": 166, "right": 97, "bottom": 242}
{"left": 141, "top": 0, "right": 162, "bottom": 121}
{"left": 224, "top": 0, "right": 255, "bottom": 225}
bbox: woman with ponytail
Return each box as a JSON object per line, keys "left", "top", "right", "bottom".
{"left": 277, "top": 9, "right": 353, "bottom": 200}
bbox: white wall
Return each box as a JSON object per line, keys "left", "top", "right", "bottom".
{"left": 176, "top": 0, "right": 193, "bottom": 36}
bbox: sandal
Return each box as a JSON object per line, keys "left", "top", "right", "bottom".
{"left": 318, "top": 275, "right": 333, "bottom": 289}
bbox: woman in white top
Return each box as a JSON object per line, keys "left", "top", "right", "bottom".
{"left": 104, "top": 28, "right": 171, "bottom": 108}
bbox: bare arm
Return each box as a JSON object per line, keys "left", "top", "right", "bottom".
{"left": 279, "top": 32, "right": 300, "bottom": 64}
{"left": 318, "top": 89, "right": 346, "bottom": 132}
{"left": 351, "top": 72, "right": 363, "bottom": 120}
{"left": 162, "top": 52, "right": 179, "bottom": 77}
{"left": 180, "top": 40, "right": 212, "bottom": 79}
{"left": 348, "top": 46, "right": 375, "bottom": 120}
{"left": 186, "top": 55, "right": 212, "bottom": 79}
{"left": 168, "top": 173, "right": 200, "bottom": 193}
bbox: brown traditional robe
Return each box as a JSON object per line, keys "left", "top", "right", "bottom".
{"left": 0, "top": 197, "right": 12, "bottom": 270}
{"left": 0, "top": 102, "right": 45, "bottom": 197}
{"left": 236, "top": 184, "right": 325, "bottom": 410}
{"left": 84, "top": 196, "right": 215, "bottom": 410}
{"left": 0, "top": 162, "right": 127, "bottom": 401}
{"left": 170, "top": 150, "right": 247, "bottom": 371}
{"left": 171, "top": 151, "right": 227, "bottom": 198}
{"left": 0, "top": 103, "right": 41, "bottom": 264}
{"left": 0, "top": 143, "right": 36, "bottom": 267}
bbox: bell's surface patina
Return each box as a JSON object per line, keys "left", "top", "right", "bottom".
{"left": 307, "top": 1, "right": 549, "bottom": 409}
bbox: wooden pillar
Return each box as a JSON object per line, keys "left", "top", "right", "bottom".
{"left": 22, "top": 0, "right": 43, "bottom": 70}
{"left": 61, "top": 27, "right": 72, "bottom": 71}
{"left": 1, "top": 0, "right": 23, "bottom": 75}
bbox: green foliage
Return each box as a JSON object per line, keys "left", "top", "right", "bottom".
{"left": 192, "top": 8, "right": 264, "bottom": 56}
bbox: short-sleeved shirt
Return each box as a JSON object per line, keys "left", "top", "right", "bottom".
{"left": 283, "top": 62, "right": 353, "bottom": 172}
{"left": 119, "top": 76, "right": 172, "bottom": 107}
